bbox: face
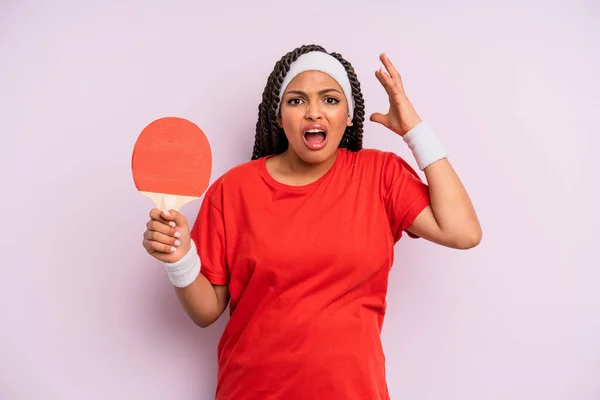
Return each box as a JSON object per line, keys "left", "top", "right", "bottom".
{"left": 277, "top": 71, "right": 352, "bottom": 165}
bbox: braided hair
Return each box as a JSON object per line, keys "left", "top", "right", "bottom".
{"left": 251, "top": 44, "right": 365, "bottom": 160}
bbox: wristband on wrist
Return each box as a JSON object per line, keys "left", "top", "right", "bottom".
{"left": 163, "top": 239, "right": 200, "bottom": 288}
{"left": 403, "top": 121, "right": 447, "bottom": 170}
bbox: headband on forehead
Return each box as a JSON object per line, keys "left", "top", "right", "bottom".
{"left": 276, "top": 51, "right": 355, "bottom": 119}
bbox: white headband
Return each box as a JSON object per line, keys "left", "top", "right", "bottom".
{"left": 276, "top": 51, "right": 355, "bottom": 119}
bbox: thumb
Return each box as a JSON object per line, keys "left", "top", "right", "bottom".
{"left": 161, "top": 209, "right": 177, "bottom": 220}
{"left": 163, "top": 209, "right": 188, "bottom": 229}
{"left": 370, "top": 112, "right": 388, "bottom": 126}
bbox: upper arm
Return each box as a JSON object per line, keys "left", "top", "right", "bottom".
{"left": 186, "top": 179, "right": 232, "bottom": 326}
{"left": 213, "top": 284, "right": 230, "bottom": 316}
{"left": 407, "top": 205, "right": 480, "bottom": 249}
{"left": 406, "top": 205, "right": 449, "bottom": 246}
{"left": 191, "top": 179, "right": 231, "bottom": 286}
{"left": 380, "top": 152, "right": 431, "bottom": 242}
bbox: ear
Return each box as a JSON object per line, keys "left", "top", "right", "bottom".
{"left": 276, "top": 115, "right": 282, "bottom": 128}
{"left": 347, "top": 114, "right": 353, "bottom": 127}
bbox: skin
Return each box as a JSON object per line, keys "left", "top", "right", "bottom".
{"left": 266, "top": 70, "right": 352, "bottom": 186}
{"left": 369, "top": 53, "right": 482, "bottom": 249}
{"left": 142, "top": 209, "right": 229, "bottom": 327}
{"left": 142, "top": 52, "right": 482, "bottom": 328}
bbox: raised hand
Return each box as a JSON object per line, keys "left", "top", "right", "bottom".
{"left": 369, "top": 53, "right": 422, "bottom": 136}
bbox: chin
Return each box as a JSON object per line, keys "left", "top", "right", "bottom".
{"left": 291, "top": 142, "right": 339, "bottom": 165}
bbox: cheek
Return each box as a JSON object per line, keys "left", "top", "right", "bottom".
{"left": 280, "top": 109, "right": 303, "bottom": 135}
{"left": 281, "top": 117, "right": 297, "bottom": 133}
{"left": 328, "top": 109, "right": 350, "bottom": 132}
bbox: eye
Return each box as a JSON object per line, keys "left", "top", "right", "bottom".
{"left": 287, "top": 98, "right": 304, "bottom": 106}
{"left": 324, "top": 97, "right": 340, "bottom": 105}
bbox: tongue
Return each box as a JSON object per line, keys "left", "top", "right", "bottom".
{"left": 305, "top": 132, "right": 325, "bottom": 145}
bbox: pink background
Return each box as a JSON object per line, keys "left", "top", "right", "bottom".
{"left": 1, "top": 0, "right": 598, "bottom": 399}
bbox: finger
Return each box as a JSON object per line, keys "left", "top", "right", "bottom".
{"left": 160, "top": 209, "right": 176, "bottom": 220}
{"left": 142, "top": 238, "right": 153, "bottom": 253}
{"left": 150, "top": 208, "right": 177, "bottom": 222}
{"left": 146, "top": 219, "right": 177, "bottom": 236}
{"left": 166, "top": 209, "right": 188, "bottom": 230}
{"left": 144, "top": 229, "right": 181, "bottom": 247}
{"left": 149, "top": 208, "right": 176, "bottom": 227}
{"left": 379, "top": 53, "right": 401, "bottom": 80}
{"left": 147, "top": 239, "right": 177, "bottom": 254}
{"left": 375, "top": 69, "right": 395, "bottom": 98}
{"left": 377, "top": 67, "right": 404, "bottom": 98}
{"left": 150, "top": 208, "right": 177, "bottom": 228}
{"left": 380, "top": 53, "right": 405, "bottom": 91}
{"left": 369, "top": 112, "right": 388, "bottom": 126}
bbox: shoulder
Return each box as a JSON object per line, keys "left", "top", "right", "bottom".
{"left": 204, "top": 158, "right": 263, "bottom": 203}
{"left": 221, "top": 158, "right": 262, "bottom": 184}
{"left": 343, "top": 147, "right": 415, "bottom": 173}
{"left": 355, "top": 147, "right": 388, "bottom": 164}
{"left": 341, "top": 147, "right": 423, "bottom": 192}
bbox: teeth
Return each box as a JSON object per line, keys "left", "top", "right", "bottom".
{"left": 306, "top": 129, "right": 325, "bottom": 133}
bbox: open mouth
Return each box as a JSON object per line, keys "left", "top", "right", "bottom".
{"left": 303, "top": 127, "right": 328, "bottom": 150}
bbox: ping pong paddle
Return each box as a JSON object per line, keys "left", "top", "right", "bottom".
{"left": 131, "top": 116, "right": 212, "bottom": 212}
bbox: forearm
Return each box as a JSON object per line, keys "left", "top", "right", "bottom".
{"left": 424, "top": 158, "right": 482, "bottom": 245}
{"left": 163, "top": 241, "right": 228, "bottom": 328}
{"left": 402, "top": 122, "right": 482, "bottom": 249}
{"left": 174, "top": 274, "right": 225, "bottom": 328}
{"left": 369, "top": 53, "right": 482, "bottom": 249}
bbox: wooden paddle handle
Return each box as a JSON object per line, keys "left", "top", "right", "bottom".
{"left": 140, "top": 191, "right": 198, "bottom": 212}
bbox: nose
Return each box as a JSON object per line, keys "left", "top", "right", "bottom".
{"left": 304, "top": 101, "right": 323, "bottom": 121}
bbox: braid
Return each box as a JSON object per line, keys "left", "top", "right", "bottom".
{"left": 251, "top": 44, "right": 365, "bottom": 160}
{"left": 330, "top": 51, "right": 365, "bottom": 152}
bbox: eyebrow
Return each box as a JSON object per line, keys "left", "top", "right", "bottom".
{"left": 284, "top": 88, "right": 343, "bottom": 96}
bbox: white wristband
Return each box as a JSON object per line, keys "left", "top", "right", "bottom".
{"left": 163, "top": 239, "right": 200, "bottom": 288}
{"left": 403, "top": 121, "right": 447, "bottom": 170}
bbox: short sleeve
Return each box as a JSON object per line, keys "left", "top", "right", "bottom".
{"left": 190, "top": 178, "right": 229, "bottom": 285}
{"left": 381, "top": 152, "right": 431, "bottom": 242}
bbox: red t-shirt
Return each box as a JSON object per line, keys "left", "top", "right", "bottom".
{"left": 190, "top": 147, "right": 430, "bottom": 399}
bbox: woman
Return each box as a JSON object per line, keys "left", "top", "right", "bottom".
{"left": 142, "top": 44, "right": 481, "bottom": 399}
